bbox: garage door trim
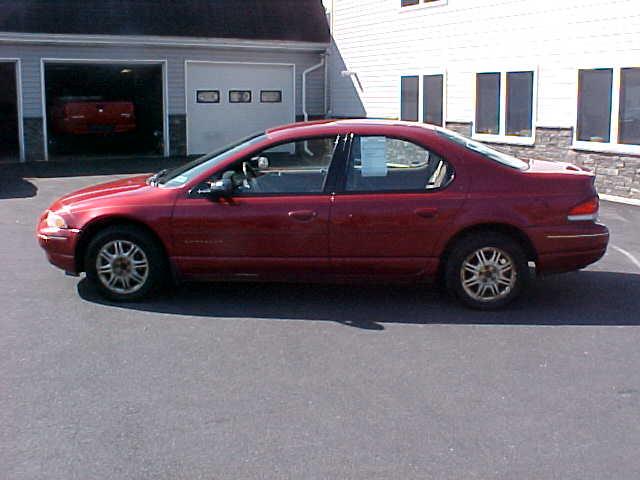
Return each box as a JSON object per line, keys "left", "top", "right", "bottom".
{"left": 184, "top": 60, "right": 296, "bottom": 156}
{"left": 0, "top": 58, "right": 25, "bottom": 162}
{"left": 40, "top": 58, "right": 170, "bottom": 161}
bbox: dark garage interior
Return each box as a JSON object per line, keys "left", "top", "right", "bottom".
{"left": 44, "top": 63, "right": 164, "bottom": 158}
{"left": 0, "top": 62, "right": 20, "bottom": 162}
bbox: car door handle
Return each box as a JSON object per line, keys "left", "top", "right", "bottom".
{"left": 414, "top": 207, "right": 438, "bottom": 219}
{"left": 288, "top": 210, "right": 318, "bottom": 221}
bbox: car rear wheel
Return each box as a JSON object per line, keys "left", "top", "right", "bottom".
{"left": 445, "top": 233, "right": 529, "bottom": 310}
{"left": 85, "top": 225, "right": 166, "bottom": 301}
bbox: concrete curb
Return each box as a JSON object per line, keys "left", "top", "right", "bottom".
{"left": 600, "top": 194, "right": 640, "bottom": 207}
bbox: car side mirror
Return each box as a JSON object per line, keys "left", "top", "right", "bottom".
{"left": 196, "top": 178, "right": 233, "bottom": 198}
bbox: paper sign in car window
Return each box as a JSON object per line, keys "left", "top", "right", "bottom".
{"left": 360, "top": 136, "right": 388, "bottom": 177}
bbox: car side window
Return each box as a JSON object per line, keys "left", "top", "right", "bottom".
{"left": 217, "top": 136, "right": 339, "bottom": 195}
{"left": 345, "top": 135, "right": 454, "bottom": 192}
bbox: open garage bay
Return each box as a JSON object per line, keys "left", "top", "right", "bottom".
{"left": 0, "top": 61, "right": 21, "bottom": 162}
{"left": 44, "top": 62, "right": 165, "bottom": 159}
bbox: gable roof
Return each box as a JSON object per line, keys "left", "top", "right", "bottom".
{"left": 0, "top": 0, "right": 330, "bottom": 44}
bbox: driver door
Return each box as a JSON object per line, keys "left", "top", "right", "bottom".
{"left": 171, "top": 136, "right": 343, "bottom": 280}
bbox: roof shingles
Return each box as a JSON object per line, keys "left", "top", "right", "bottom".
{"left": 0, "top": 0, "right": 330, "bottom": 43}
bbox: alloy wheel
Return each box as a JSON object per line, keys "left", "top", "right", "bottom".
{"left": 460, "top": 247, "right": 517, "bottom": 303}
{"left": 95, "top": 239, "right": 149, "bottom": 295}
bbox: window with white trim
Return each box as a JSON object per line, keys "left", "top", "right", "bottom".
{"left": 423, "top": 74, "right": 444, "bottom": 126}
{"left": 400, "top": 73, "right": 445, "bottom": 126}
{"left": 400, "top": 76, "right": 419, "bottom": 122}
{"left": 474, "top": 70, "right": 536, "bottom": 143}
{"left": 576, "top": 67, "right": 640, "bottom": 147}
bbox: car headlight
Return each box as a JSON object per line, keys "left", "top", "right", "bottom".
{"left": 45, "top": 211, "right": 68, "bottom": 229}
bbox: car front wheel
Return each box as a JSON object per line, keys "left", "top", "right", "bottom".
{"left": 445, "top": 233, "right": 529, "bottom": 310}
{"left": 85, "top": 226, "right": 165, "bottom": 301}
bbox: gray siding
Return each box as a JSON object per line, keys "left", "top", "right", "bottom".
{"left": 0, "top": 43, "right": 326, "bottom": 118}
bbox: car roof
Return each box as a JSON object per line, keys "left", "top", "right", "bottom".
{"left": 265, "top": 119, "right": 441, "bottom": 138}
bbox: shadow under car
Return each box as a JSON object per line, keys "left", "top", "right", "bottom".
{"left": 77, "top": 270, "right": 639, "bottom": 330}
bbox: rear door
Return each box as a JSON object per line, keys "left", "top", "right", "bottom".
{"left": 329, "top": 134, "right": 466, "bottom": 277}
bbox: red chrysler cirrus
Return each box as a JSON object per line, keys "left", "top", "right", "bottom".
{"left": 37, "top": 120, "right": 609, "bottom": 309}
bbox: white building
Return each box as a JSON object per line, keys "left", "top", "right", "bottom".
{"left": 325, "top": 0, "right": 640, "bottom": 199}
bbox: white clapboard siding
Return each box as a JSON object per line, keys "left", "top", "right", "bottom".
{"left": 328, "top": 0, "right": 640, "bottom": 127}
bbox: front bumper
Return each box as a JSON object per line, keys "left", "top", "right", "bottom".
{"left": 37, "top": 225, "right": 81, "bottom": 275}
{"left": 528, "top": 223, "right": 609, "bottom": 275}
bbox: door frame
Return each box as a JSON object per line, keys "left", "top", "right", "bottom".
{"left": 0, "top": 58, "right": 25, "bottom": 162}
{"left": 184, "top": 60, "right": 296, "bottom": 156}
{"left": 182, "top": 133, "right": 350, "bottom": 198}
{"left": 40, "top": 58, "right": 170, "bottom": 161}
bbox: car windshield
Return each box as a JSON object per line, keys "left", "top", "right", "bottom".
{"left": 158, "top": 132, "right": 267, "bottom": 187}
{"left": 436, "top": 129, "right": 529, "bottom": 170}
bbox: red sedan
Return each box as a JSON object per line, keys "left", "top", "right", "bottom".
{"left": 37, "top": 120, "right": 609, "bottom": 309}
{"left": 50, "top": 97, "right": 137, "bottom": 136}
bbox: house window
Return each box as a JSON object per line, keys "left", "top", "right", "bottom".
{"left": 577, "top": 69, "right": 613, "bottom": 143}
{"left": 475, "top": 73, "right": 501, "bottom": 135}
{"left": 474, "top": 70, "right": 536, "bottom": 144}
{"left": 506, "top": 71, "right": 534, "bottom": 137}
{"left": 400, "top": 73, "right": 445, "bottom": 125}
{"left": 401, "top": 0, "right": 419, "bottom": 6}
{"left": 400, "top": 76, "right": 419, "bottom": 121}
{"left": 576, "top": 67, "right": 640, "bottom": 151}
{"left": 619, "top": 68, "right": 640, "bottom": 145}
{"left": 423, "top": 74, "right": 444, "bottom": 126}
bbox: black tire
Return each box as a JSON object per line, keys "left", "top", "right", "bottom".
{"left": 85, "top": 225, "right": 167, "bottom": 301}
{"left": 444, "top": 232, "right": 529, "bottom": 310}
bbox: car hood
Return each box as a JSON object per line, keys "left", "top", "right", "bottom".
{"left": 49, "top": 174, "right": 154, "bottom": 211}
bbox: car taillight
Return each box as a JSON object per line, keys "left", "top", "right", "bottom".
{"left": 568, "top": 196, "right": 599, "bottom": 222}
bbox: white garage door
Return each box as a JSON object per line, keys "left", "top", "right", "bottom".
{"left": 186, "top": 62, "right": 295, "bottom": 155}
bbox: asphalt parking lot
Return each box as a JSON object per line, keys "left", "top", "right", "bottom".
{"left": 2, "top": 165, "right": 640, "bottom": 479}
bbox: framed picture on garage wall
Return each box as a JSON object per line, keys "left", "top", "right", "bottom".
{"left": 196, "top": 90, "right": 220, "bottom": 103}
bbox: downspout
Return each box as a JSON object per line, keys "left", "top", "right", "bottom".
{"left": 302, "top": 56, "right": 326, "bottom": 122}
{"left": 302, "top": 55, "right": 326, "bottom": 155}
{"left": 324, "top": 49, "right": 330, "bottom": 117}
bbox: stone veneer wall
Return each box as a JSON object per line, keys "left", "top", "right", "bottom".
{"left": 445, "top": 122, "right": 640, "bottom": 199}
{"left": 24, "top": 117, "right": 45, "bottom": 161}
{"left": 20, "top": 116, "right": 187, "bottom": 161}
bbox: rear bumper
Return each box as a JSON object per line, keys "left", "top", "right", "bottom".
{"left": 37, "top": 227, "right": 81, "bottom": 275}
{"left": 537, "top": 247, "right": 608, "bottom": 275}
{"left": 529, "top": 223, "right": 609, "bottom": 274}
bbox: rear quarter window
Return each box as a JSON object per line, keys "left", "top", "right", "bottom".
{"left": 437, "top": 129, "right": 528, "bottom": 170}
